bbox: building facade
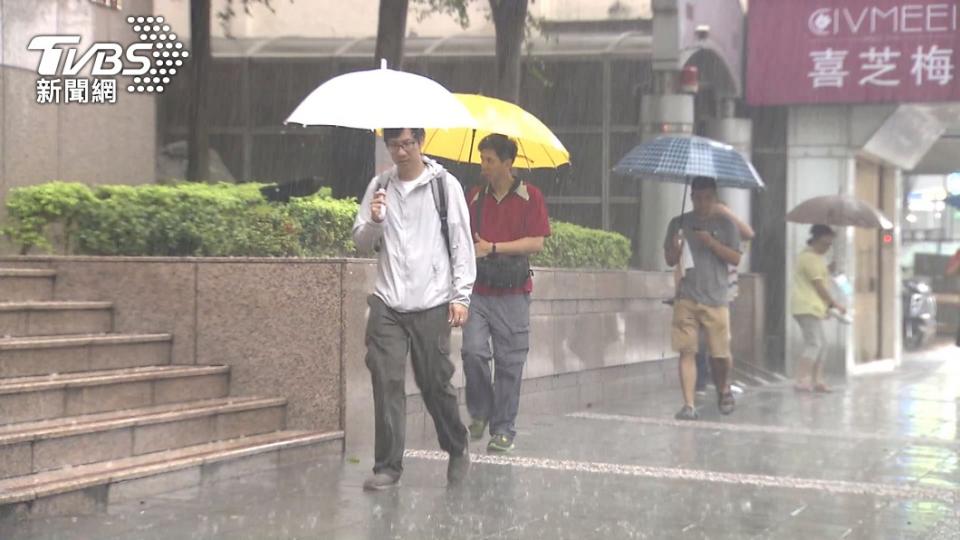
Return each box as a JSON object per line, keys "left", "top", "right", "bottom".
{"left": 746, "top": 0, "right": 960, "bottom": 375}
{"left": 0, "top": 0, "right": 158, "bottom": 235}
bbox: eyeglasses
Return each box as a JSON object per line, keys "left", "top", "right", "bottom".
{"left": 386, "top": 139, "right": 419, "bottom": 153}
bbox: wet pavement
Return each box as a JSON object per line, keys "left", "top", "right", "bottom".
{"left": 4, "top": 344, "right": 960, "bottom": 539}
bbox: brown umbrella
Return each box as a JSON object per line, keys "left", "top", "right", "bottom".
{"left": 786, "top": 194, "right": 893, "bottom": 229}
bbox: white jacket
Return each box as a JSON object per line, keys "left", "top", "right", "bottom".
{"left": 352, "top": 158, "right": 476, "bottom": 312}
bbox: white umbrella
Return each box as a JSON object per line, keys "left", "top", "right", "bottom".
{"left": 786, "top": 194, "right": 893, "bottom": 229}
{"left": 285, "top": 60, "right": 477, "bottom": 130}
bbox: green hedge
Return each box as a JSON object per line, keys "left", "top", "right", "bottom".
{"left": 3, "top": 181, "right": 630, "bottom": 269}
{"left": 534, "top": 220, "right": 631, "bottom": 270}
{"left": 2, "top": 182, "right": 355, "bottom": 257}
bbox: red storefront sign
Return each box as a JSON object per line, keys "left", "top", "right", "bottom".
{"left": 747, "top": 1, "right": 960, "bottom": 105}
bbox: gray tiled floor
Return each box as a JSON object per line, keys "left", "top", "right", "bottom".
{"left": 4, "top": 344, "right": 960, "bottom": 539}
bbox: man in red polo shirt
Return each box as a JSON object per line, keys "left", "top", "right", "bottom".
{"left": 462, "top": 134, "right": 551, "bottom": 453}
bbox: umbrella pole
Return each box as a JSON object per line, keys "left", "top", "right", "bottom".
{"left": 679, "top": 177, "right": 690, "bottom": 227}
{"left": 467, "top": 129, "right": 477, "bottom": 164}
{"left": 517, "top": 139, "right": 533, "bottom": 173}
{"left": 673, "top": 177, "right": 691, "bottom": 300}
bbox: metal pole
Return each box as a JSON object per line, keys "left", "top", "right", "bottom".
{"left": 602, "top": 59, "right": 612, "bottom": 231}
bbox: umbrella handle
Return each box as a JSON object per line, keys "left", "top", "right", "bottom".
{"left": 679, "top": 177, "right": 690, "bottom": 228}
{"left": 672, "top": 177, "right": 691, "bottom": 301}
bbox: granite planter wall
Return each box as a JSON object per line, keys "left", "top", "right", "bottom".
{"left": 341, "top": 262, "right": 767, "bottom": 452}
{"left": 0, "top": 257, "right": 765, "bottom": 452}
{"left": 0, "top": 256, "right": 344, "bottom": 433}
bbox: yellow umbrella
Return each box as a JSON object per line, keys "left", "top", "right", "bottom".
{"left": 422, "top": 94, "right": 570, "bottom": 169}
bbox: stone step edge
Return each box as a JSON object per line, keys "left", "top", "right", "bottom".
{"left": 0, "top": 301, "right": 112, "bottom": 312}
{"left": 0, "top": 333, "right": 171, "bottom": 351}
{"left": 0, "top": 365, "right": 227, "bottom": 395}
{"left": 0, "top": 430, "right": 343, "bottom": 505}
{"left": 0, "top": 396, "right": 287, "bottom": 445}
{"left": 0, "top": 269, "right": 56, "bottom": 278}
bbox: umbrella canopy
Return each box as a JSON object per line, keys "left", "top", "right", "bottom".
{"left": 613, "top": 135, "right": 765, "bottom": 190}
{"left": 421, "top": 94, "right": 570, "bottom": 169}
{"left": 786, "top": 195, "right": 894, "bottom": 229}
{"left": 284, "top": 62, "right": 476, "bottom": 130}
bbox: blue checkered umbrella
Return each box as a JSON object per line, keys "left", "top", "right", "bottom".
{"left": 613, "top": 135, "right": 765, "bottom": 190}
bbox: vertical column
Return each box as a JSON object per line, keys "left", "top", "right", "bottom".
{"left": 704, "top": 111, "right": 753, "bottom": 271}
{"left": 750, "top": 106, "right": 789, "bottom": 373}
{"left": 637, "top": 93, "right": 694, "bottom": 271}
{"left": 879, "top": 166, "right": 903, "bottom": 366}
{"left": 601, "top": 59, "right": 612, "bottom": 231}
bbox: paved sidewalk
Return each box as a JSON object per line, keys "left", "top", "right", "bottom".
{"left": 4, "top": 344, "right": 959, "bottom": 539}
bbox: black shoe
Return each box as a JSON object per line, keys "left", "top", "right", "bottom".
{"left": 447, "top": 447, "right": 470, "bottom": 486}
{"left": 362, "top": 472, "right": 400, "bottom": 491}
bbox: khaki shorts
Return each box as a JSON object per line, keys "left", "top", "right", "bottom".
{"left": 672, "top": 299, "right": 732, "bottom": 358}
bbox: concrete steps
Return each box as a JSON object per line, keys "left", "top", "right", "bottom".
{"left": 0, "top": 396, "right": 288, "bottom": 479}
{"left": 0, "top": 269, "right": 55, "bottom": 302}
{"left": 0, "top": 266, "right": 342, "bottom": 521}
{"left": 0, "top": 430, "right": 343, "bottom": 519}
{"left": 0, "top": 365, "right": 230, "bottom": 423}
{"left": 0, "top": 301, "right": 113, "bottom": 337}
{"left": 733, "top": 359, "right": 789, "bottom": 387}
{"left": 0, "top": 333, "right": 172, "bottom": 378}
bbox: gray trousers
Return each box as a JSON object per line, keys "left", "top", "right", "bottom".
{"left": 461, "top": 293, "right": 531, "bottom": 438}
{"left": 365, "top": 295, "right": 467, "bottom": 478}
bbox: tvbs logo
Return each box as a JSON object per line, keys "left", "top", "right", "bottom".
{"left": 29, "top": 15, "right": 188, "bottom": 104}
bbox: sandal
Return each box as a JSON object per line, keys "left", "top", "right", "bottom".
{"left": 718, "top": 391, "right": 736, "bottom": 415}
{"left": 813, "top": 383, "right": 833, "bottom": 393}
{"left": 793, "top": 384, "right": 813, "bottom": 393}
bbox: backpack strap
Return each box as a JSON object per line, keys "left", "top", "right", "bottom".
{"left": 430, "top": 174, "right": 452, "bottom": 258}
{"left": 376, "top": 169, "right": 451, "bottom": 258}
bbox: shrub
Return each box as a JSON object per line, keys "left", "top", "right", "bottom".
{"left": 2, "top": 182, "right": 96, "bottom": 254}
{"left": 534, "top": 220, "right": 631, "bottom": 270}
{"left": 3, "top": 182, "right": 357, "bottom": 258}
{"left": 287, "top": 190, "right": 357, "bottom": 257}
{"left": 3, "top": 182, "right": 630, "bottom": 269}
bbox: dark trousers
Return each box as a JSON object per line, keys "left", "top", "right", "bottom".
{"left": 461, "top": 294, "right": 531, "bottom": 439}
{"left": 365, "top": 295, "right": 467, "bottom": 478}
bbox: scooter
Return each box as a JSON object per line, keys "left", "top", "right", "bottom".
{"left": 902, "top": 279, "right": 937, "bottom": 350}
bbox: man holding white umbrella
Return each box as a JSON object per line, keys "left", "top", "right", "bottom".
{"left": 288, "top": 62, "right": 480, "bottom": 491}
{"left": 353, "top": 127, "right": 475, "bottom": 491}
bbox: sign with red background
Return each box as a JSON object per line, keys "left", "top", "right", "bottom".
{"left": 747, "top": 0, "right": 960, "bottom": 105}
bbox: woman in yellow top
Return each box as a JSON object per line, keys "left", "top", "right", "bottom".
{"left": 791, "top": 225, "right": 846, "bottom": 392}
